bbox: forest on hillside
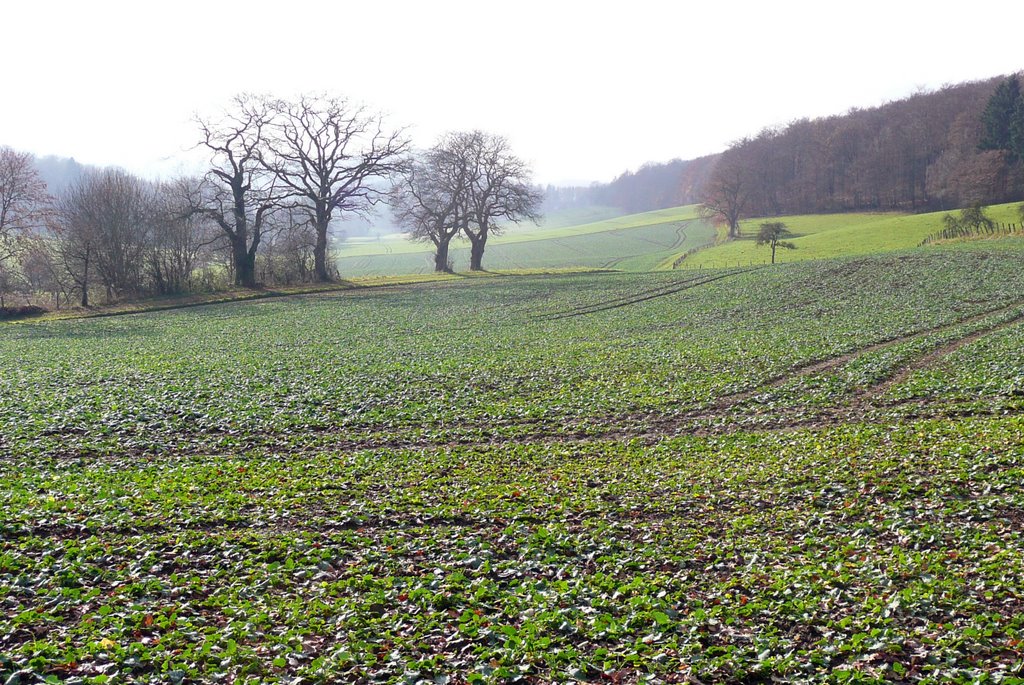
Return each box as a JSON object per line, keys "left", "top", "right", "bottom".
{"left": 702, "top": 74, "right": 1024, "bottom": 224}
{"left": 561, "top": 74, "right": 1024, "bottom": 221}
{"left": 544, "top": 155, "right": 719, "bottom": 215}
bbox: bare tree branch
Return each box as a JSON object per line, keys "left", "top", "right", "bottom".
{"left": 262, "top": 94, "right": 410, "bottom": 282}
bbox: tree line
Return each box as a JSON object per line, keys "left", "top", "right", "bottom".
{"left": 543, "top": 155, "right": 718, "bottom": 216}
{"left": 700, "top": 74, "right": 1024, "bottom": 238}
{"left": 0, "top": 94, "right": 540, "bottom": 311}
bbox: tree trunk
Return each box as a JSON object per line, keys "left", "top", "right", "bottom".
{"left": 771, "top": 242, "right": 777, "bottom": 264}
{"left": 81, "top": 245, "right": 90, "bottom": 307}
{"left": 233, "top": 237, "right": 257, "bottom": 288}
{"left": 434, "top": 239, "right": 452, "bottom": 272}
{"left": 313, "top": 212, "right": 331, "bottom": 282}
{"left": 728, "top": 217, "right": 740, "bottom": 240}
{"left": 469, "top": 237, "right": 485, "bottom": 271}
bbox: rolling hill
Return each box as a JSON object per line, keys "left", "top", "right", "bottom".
{"left": 334, "top": 206, "right": 715, "bottom": 276}
{"left": 673, "top": 202, "right": 1024, "bottom": 269}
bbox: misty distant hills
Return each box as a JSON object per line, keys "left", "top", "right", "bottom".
{"left": 31, "top": 155, "right": 93, "bottom": 196}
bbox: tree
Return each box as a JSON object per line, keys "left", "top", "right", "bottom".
{"left": 755, "top": 221, "right": 795, "bottom": 264}
{"left": 700, "top": 154, "right": 750, "bottom": 239}
{"left": 148, "top": 178, "right": 218, "bottom": 295}
{"left": 942, "top": 203, "right": 995, "bottom": 238}
{"left": 55, "top": 170, "right": 153, "bottom": 304}
{"left": 979, "top": 75, "right": 1022, "bottom": 157}
{"left": 263, "top": 94, "right": 409, "bottom": 282}
{"left": 195, "top": 95, "right": 281, "bottom": 288}
{"left": 258, "top": 206, "right": 318, "bottom": 285}
{"left": 390, "top": 134, "right": 472, "bottom": 272}
{"left": 460, "top": 131, "right": 541, "bottom": 271}
{"left": 1012, "top": 96, "right": 1024, "bottom": 164}
{"left": 0, "top": 146, "right": 50, "bottom": 265}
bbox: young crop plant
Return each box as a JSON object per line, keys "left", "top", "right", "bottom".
{"left": 3, "top": 245, "right": 1024, "bottom": 682}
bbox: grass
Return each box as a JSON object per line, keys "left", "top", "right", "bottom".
{"left": 4, "top": 244, "right": 1024, "bottom": 682}
{"left": 677, "top": 202, "right": 1024, "bottom": 269}
{"left": 334, "top": 206, "right": 710, "bottom": 276}
{"left": 16, "top": 269, "right": 607, "bottom": 323}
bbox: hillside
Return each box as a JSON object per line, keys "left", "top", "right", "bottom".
{"left": 676, "top": 201, "right": 1024, "bottom": 268}
{"left": 701, "top": 74, "right": 1024, "bottom": 220}
{"left": 335, "top": 205, "right": 715, "bottom": 275}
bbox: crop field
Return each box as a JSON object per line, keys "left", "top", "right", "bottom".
{"left": 3, "top": 245, "right": 1024, "bottom": 683}
{"left": 334, "top": 207, "right": 711, "bottom": 276}
{"left": 679, "top": 202, "right": 1024, "bottom": 269}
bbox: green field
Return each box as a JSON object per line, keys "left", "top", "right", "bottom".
{"left": 335, "top": 206, "right": 711, "bottom": 276}
{"left": 4, "top": 244, "right": 1024, "bottom": 683}
{"left": 677, "top": 202, "right": 1024, "bottom": 269}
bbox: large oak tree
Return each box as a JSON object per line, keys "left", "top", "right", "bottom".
{"left": 390, "top": 134, "right": 473, "bottom": 273}
{"left": 263, "top": 94, "right": 409, "bottom": 282}
{"left": 195, "top": 95, "right": 281, "bottom": 288}
{"left": 460, "top": 131, "right": 541, "bottom": 271}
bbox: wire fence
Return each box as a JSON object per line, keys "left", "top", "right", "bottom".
{"left": 920, "top": 222, "right": 1023, "bottom": 246}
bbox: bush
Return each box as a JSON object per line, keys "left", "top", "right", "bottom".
{"left": 0, "top": 305, "right": 47, "bottom": 321}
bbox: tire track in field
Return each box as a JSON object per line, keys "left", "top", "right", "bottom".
{"left": 682, "top": 297, "right": 1024, "bottom": 421}
{"left": 669, "top": 221, "right": 691, "bottom": 252}
{"left": 17, "top": 298, "right": 1024, "bottom": 465}
{"left": 859, "top": 308, "right": 1024, "bottom": 406}
{"left": 531, "top": 272, "right": 727, "bottom": 318}
{"left": 535, "top": 269, "right": 755, "bottom": 321}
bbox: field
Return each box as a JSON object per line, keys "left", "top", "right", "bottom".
{"left": 335, "top": 207, "right": 712, "bottom": 276}
{"left": 678, "top": 202, "right": 1024, "bottom": 269}
{"left": 3, "top": 245, "right": 1024, "bottom": 683}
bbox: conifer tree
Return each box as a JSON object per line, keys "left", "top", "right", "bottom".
{"left": 979, "top": 75, "right": 1022, "bottom": 157}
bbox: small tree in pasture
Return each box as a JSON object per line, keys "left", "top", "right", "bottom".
{"left": 756, "top": 221, "right": 795, "bottom": 264}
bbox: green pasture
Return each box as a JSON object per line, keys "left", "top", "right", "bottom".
{"left": 677, "top": 202, "right": 1024, "bottom": 269}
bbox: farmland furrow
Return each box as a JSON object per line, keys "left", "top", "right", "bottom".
{"left": 859, "top": 309, "right": 1024, "bottom": 405}
{"left": 537, "top": 269, "right": 755, "bottom": 320}
{"left": 684, "top": 297, "right": 1024, "bottom": 418}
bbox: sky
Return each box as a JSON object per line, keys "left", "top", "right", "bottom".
{"left": 2, "top": 0, "right": 1023, "bottom": 186}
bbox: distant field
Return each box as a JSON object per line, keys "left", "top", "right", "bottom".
{"left": 678, "top": 202, "right": 1024, "bottom": 268}
{"left": 336, "top": 205, "right": 713, "bottom": 276}
{"left": 527, "top": 205, "right": 626, "bottom": 229}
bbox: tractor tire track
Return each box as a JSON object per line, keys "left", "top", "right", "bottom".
{"left": 533, "top": 272, "right": 732, "bottom": 318}
{"left": 536, "top": 269, "right": 756, "bottom": 321}
{"left": 684, "top": 297, "right": 1024, "bottom": 420}
{"left": 860, "top": 308, "right": 1024, "bottom": 406}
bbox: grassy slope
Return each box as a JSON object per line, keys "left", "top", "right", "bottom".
{"left": 336, "top": 206, "right": 714, "bottom": 276}
{"left": 677, "top": 202, "right": 1023, "bottom": 268}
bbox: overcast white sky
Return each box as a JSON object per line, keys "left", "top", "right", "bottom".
{"left": 2, "top": 0, "right": 1022, "bottom": 185}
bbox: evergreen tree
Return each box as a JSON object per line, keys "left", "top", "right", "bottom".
{"left": 1010, "top": 96, "right": 1024, "bottom": 162}
{"left": 979, "top": 75, "right": 1022, "bottom": 155}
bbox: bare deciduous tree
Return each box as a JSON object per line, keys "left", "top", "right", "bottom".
{"left": 700, "top": 153, "right": 751, "bottom": 240}
{"left": 258, "top": 205, "right": 318, "bottom": 285}
{"left": 390, "top": 134, "right": 473, "bottom": 272}
{"left": 0, "top": 147, "right": 51, "bottom": 306}
{"left": 55, "top": 170, "right": 153, "bottom": 305}
{"left": 0, "top": 147, "right": 50, "bottom": 262}
{"left": 195, "top": 95, "right": 281, "bottom": 288}
{"left": 263, "top": 94, "right": 409, "bottom": 282}
{"left": 148, "top": 178, "right": 218, "bottom": 295}
{"left": 461, "top": 131, "right": 541, "bottom": 271}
